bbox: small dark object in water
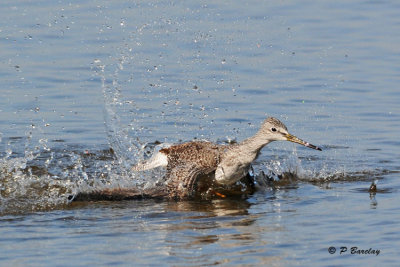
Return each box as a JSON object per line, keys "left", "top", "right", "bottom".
{"left": 369, "top": 180, "right": 378, "bottom": 192}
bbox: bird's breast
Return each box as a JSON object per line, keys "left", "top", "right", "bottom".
{"left": 215, "top": 160, "right": 250, "bottom": 185}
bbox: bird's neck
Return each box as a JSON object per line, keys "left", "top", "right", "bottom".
{"left": 236, "top": 132, "right": 271, "bottom": 161}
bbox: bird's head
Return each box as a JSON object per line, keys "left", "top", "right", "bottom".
{"left": 259, "top": 117, "right": 322, "bottom": 151}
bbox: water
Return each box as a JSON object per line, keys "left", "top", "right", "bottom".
{"left": 1, "top": 0, "right": 400, "bottom": 265}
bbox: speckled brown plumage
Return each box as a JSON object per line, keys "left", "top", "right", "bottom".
{"left": 160, "top": 141, "right": 227, "bottom": 199}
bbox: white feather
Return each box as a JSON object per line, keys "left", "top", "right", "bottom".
{"left": 132, "top": 152, "right": 168, "bottom": 171}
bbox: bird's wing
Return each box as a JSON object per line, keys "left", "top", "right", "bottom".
{"left": 166, "top": 162, "right": 216, "bottom": 199}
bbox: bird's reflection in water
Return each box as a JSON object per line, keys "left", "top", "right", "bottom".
{"left": 158, "top": 198, "right": 284, "bottom": 265}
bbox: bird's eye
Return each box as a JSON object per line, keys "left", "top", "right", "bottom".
{"left": 271, "top": 127, "right": 277, "bottom": 132}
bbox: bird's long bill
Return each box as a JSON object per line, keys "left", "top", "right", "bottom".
{"left": 286, "top": 133, "right": 322, "bottom": 151}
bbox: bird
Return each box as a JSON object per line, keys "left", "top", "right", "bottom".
{"left": 132, "top": 117, "right": 322, "bottom": 199}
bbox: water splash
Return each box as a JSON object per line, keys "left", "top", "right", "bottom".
{"left": 0, "top": 117, "right": 119, "bottom": 214}
{"left": 0, "top": 145, "right": 78, "bottom": 214}
{"left": 95, "top": 55, "right": 165, "bottom": 189}
{"left": 1, "top": 48, "right": 167, "bottom": 215}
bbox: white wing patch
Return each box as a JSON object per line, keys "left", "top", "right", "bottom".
{"left": 132, "top": 152, "right": 168, "bottom": 171}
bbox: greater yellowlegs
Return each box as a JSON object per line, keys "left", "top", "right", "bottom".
{"left": 132, "top": 117, "right": 321, "bottom": 199}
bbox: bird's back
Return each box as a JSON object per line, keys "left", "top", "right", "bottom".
{"left": 160, "top": 141, "right": 225, "bottom": 170}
